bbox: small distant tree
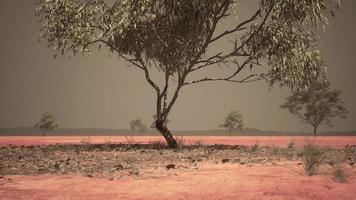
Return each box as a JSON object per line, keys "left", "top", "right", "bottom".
{"left": 34, "top": 113, "right": 59, "bottom": 136}
{"left": 130, "top": 119, "right": 147, "bottom": 133}
{"left": 280, "top": 81, "right": 347, "bottom": 136}
{"left": 220, "top": 111, "right": 244, "bottom": 136}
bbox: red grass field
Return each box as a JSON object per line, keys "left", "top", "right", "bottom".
{"left": 0, "top": 135, "right": 356, "bottom": 147}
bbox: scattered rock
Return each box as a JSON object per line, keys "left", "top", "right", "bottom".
{"left": 222, "top": 158, "right": 240, "bottom": 164}
{"left": 129, "top": 170, "right": 139, "bottom": 176}
{"left": 347, "top": 158, "right": 354, "bottom": 167}
{"left": 192, "top": 158, "right": 202, "bottom": 163}
{"left": 113, "top": 164, "right": 124, "bottom": 171}
{"left": 166, "top": 164, "right": 176, "bottom": 170}
{"left": 327, "top": 161, "right": 335, "bottom": 167}
{"left": 37, "top": 168, "right": 45, "bottom": 172}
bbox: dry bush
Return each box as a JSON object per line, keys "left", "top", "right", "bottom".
{"left": 175, "top": 136, "right": 186, "bottom": 147}
{"left": 80, "top": 136, "right": 92, "bottom": 151}
{"left": 193, "top": 139, "right": 204, "bottom": 147}
{"left": 267, "top": 145, "right": 295, "bottom": 160}
{"left": 80, "top": 137, "right": 91, "bottom": 145}
{"left": 302, "top": 144, "right": 325, "bottom": 176}
{"left": 250, "top": 143, "right": 260, "bottom": 153}
{"left": 343, "top": 145, "right": 356, "bottom": 168}
{"left": 124, "top": 136, "right": 135, "bottom": 145}
{"left": 104, "top": 138, "right": 112, "bottom": 144}
{"left": 287, "top": 139, "right": 295, "bottom": 149}
{"left": 333, "top": 165, "right": 347, "bottom": 183}
{"left": 270, "top": 145, "right": 280, "bottom": 155}
{"left": 103, "top": 138, "right": 113, "bottom": 151}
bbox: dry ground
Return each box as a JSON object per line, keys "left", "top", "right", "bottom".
{"left": 1, "top": 136, "right": 356, "bottom": 200}
{"left": 1, "top": 136, "right": 356, "bottom": 147}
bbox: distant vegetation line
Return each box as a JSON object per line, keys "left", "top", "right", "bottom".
{"left": 0, "top": 127, "right": 355, "bottom": 136}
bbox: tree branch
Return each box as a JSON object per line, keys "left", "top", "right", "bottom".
{"left": 97, "top": 39, "right": 144, "bottom": 70}
{"left": 185, "top": 4, "right": 274, "bottom": 86}
{"left": 161, "top": 70, "right": 170, "bottom": 115}
{"left": 183, "top": 73, "right": 265, "bottom": 86}
{"left": 163, "top": 70, "right": 184, "bottom": 118}
{"left": 208, "top": 9, "right": 261, "bottom": 44}
{"left": 136, "top": 57, "right": 161, "bottom": 95}
{"left": 185, "top": 0, "right": 231, "bottom": 75}
{"left": 97, "top": 40, "right": 162, "bottom": 102}
{"left": 191, "top": 52, "right": 250, "bottom": 73}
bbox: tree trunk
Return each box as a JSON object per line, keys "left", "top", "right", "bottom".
{"left": 313, "top": 126, "right": 317, "bottom": 137}
{"left": 156, "top": 119, "right": 178, "bottom": 148}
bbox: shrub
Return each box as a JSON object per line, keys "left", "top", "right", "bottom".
{"left": 193, "top": 139, "right": 204, "bottom": 147}
{"left": 270, "top": 145, "right": 280, "bottom": 155}
{"left": 302, "top": 144, "right": 325, "bottom": 176}
{"left": 287, "top": 139, "right": 295, "bottom": 149}
{"left": 80, "top": 137, "right": 91, "bottom": 145}
{"left": 124, "top": 136, "right": 135, "bottom": 145}
{"left": 104, "top": 138, "right": 112, "bottom": 144}
{"left": 175, "top": 136, "right": 186, "bottom": 147}
{"left": 250, "top": 143, "right": 260, "bottom": 153}
{"left": 333, "top": 165, "right": 347, "bottom": 183}
{"left": 103, "top": 138, "right": 112, "bottom": 151}
{"left": 80, "top": 137, "right": 92, "bottom": 151}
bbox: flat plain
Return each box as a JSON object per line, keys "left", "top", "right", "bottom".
{"left": 1, "top": 136, "right": 356, "bottom": 200}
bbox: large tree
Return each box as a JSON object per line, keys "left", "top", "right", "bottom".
{"left": 280, "top": 81, "right": 347, "bottom": 136}
{"left": 150, "top": 114, "right": 169, "bottom": 129}
{"left": 36, "top": 0, "right": 339, "bottom": 148}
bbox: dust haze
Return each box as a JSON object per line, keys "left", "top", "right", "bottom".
{"left": 0, "top": 0, "right": 355, "bottom": 133}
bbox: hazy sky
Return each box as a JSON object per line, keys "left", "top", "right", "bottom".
{"left": 0, "top": 0, "right": 355, "bottom": 132}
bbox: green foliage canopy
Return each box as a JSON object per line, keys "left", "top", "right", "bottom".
{"left": 36, "top": 0, "right": 340, "bottom": 88}
{"left": 34, "top": 113, "right": 59, "bottom": 133}
{"left": 280, "top": 81, "right": 347, "bottom": 135}
{"left": 220, "top": 111, "right": 244, "bottom": 132}
{"left": 129, "top": 118, "right": 147, "bottom": 133}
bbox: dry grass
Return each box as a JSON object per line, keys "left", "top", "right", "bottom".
{"left": 1, "top": 141, "right": 354, "bottom": 183}
{"left": 124, "top": 136, "right": 135, "bottom": 145}
{"left": 302, "top": 144, "right": 325, "bottom": 176}
{"left": 174, "top": 136, "right": 186, "bottom": 147}
{"left": 333, "top": 165, "right": 347, "bottom": 183}
{"left": 250, "top": 143, "right": 260, "bottom": 153}
{"left": 287, "top": 139, "right": 295, "bottom": 149}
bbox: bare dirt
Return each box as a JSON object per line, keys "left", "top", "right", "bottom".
{"left": 1, "top": 163, "right": 355, "bottom": 200}
{"left": 1, "top": 136, "right": 356, "bottom": 200}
